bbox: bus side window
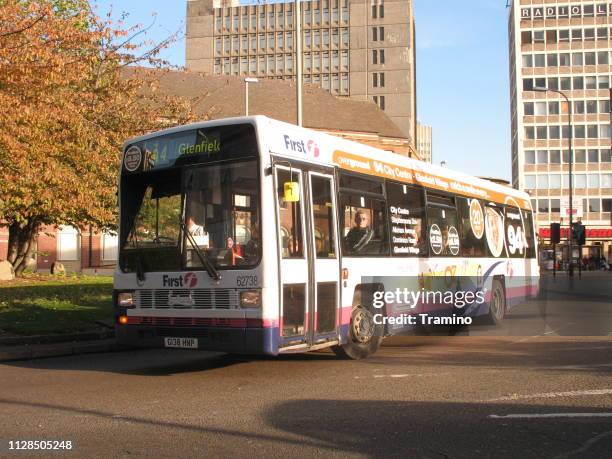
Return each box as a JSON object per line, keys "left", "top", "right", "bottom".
{"left": 339, "top": 193, "right": 388, "bottom": 256}
{"left": 426, "top": 193, "right": 460, "bottom": 257}
{"left": 523, "top": 209, "right": 536, "bottom": 259}
{"left": 385, "top": 182, "right": 426, "bottom": 257}
{"left": 458, "top": 198, "right": 486, "bottom": 257}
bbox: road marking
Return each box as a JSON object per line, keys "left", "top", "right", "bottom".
{"left": 486, "top": 389, "right": 612, "bottom": 402}
{"left": 489, "top": 413, "right": 612, "bottom": 419}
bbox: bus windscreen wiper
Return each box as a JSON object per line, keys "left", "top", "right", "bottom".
{"left": 181, "top": 222, "right": 221, "bottom": 281}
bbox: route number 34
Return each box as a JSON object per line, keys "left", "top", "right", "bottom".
{"left": 507, "top": 225, "right": 526, "bottom": 255}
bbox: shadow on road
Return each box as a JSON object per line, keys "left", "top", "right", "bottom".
{"left": 0, "top": 396, "right": 610, "bottom": 457}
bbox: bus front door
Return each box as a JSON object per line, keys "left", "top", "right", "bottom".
{"left": 306, "top": 172, "right": 340, "bottom": 346}
{"left": 275, "top": 166, "right": 310, "bottom": 349}
{"left": 275, "top": 166, "right": 340, "bottom": 351}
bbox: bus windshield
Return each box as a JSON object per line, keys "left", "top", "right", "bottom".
{"left": 120, "top": 160, "right": 261, "bottom": 273}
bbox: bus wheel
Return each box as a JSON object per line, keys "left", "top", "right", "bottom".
{"left": 488, "top": 279, "right": 506, "bottom": 325}
{"left": 332, "top": 306, "right": 383, "bottom": 360}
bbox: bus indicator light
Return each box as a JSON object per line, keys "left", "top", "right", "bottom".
{"left": 118, "top": 315, "right": 128, "bottom": 325}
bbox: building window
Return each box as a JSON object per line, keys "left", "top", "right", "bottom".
{"left": 536, "top": 150, "right": 547, "bottom": 164}
{"left": 597, "top": 28, "right": 608, "bottom": 40}
{"left": 536, "top": 175, "right": 549, "bottom": 190}
{"left": 522, "top": 55, "right": 532, "bottom": 68}
{"left": 597, "top": 51, "right": 609, "bottom": 65}
{"left": 341, "top": 6, "right": 348, "bottom": 22}
{"left": 533, "top": 54, "right": 545, "bottom": 67}
{"left": 372, "top": 73, "right": 378, "bottom": 87}
{"left": 341, "top": 28, "right": 349, "bottom": 46}
{"left": 379, "top": 26, "right": 384, "bottom": 41}
{"left": 548, "top": 101, "right": 559, "bottom": 115}
{"left": 332, "top": 28, "right": 339, "bottom": 46}
{"left": 322, "top": 51, "right": 330, "bottom": 70}
{"left": 559, "top": 53, "right": 570, "bottom": 67}
{"left": 304, "top": 52, "right": 311, "bottom": 71}
{"left": 323, "top": 29, "right": 330, "bottom": 46}
{"left": 341, "top": 72, "right": 349, "bottom": 94}
{"left": 524, "top": 175, "right": 536, "bottom": 189}
{"left": 58, "top": 226, "right": 80, "bottom": 261}
{"left": 550, "top": 199, "right": 560, "bottom": 213}
{"left": 525, "top": 150, "right": 535, "bottom": 164}
{"left": 549, "top": 174, "right": 561, "bottom": 189}
{"left": 550, "top": 150, "right": 561, "bottom": 164}
{"left": 372, "top": 27, "right": 377, "bottom": 41}
{"left": 277, "top": 32, "right": 284, "bottom": 48}
{"left": 533, "top": 30, "right": 544, "bottom": 43}
{"left": 373, "top": 49, "right": 378, "bottom": 64}
{"left": 584, "top": 52, "right": 596, "bottom": 66}
{"left": 341, "top": 50, "right": 348, "bottom": 69}
{"left": 332, "top": 50, "right": 339, "bottom": 68}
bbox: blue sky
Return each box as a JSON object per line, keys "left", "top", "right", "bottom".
{"left": 92, "top": 0, "right": 512, "bottom": 180}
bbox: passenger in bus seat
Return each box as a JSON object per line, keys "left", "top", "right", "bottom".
{"left": 186, "top": 215, "right": 211, "bottom": 248}
{"left": 344, "top": 210, "right": 374, "bottom": 254}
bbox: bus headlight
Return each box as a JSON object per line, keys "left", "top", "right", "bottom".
{"left": 117, "top": 292, "right": 135, "bottom": 308}
{"left": 240, "top": 290, "right": 261, "bottom": 309}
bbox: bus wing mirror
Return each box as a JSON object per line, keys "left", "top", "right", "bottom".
{"left": 283, "top": 181, "right": 300, "bottom": 202}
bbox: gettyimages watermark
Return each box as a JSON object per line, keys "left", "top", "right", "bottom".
{"left": 352, "top": 274, "right": 612, "bottom": 337}
{"left": 371, "top": 287, "right": 487, "bottom": 326}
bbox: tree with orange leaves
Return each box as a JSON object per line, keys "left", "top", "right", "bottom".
{"left": 0, "top": 0, "right": 198, "bottom": 275}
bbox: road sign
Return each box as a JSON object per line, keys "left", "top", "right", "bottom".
{"left": 560, "top": 197, "right": 583, "bottom": 218}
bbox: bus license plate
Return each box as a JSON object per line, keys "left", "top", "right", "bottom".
{"left": 164, "top": 337, "right": 198, "bottom": 349}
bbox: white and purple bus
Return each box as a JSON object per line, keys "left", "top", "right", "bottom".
{"left": 114, "top": 116, "right": 539, "bottom": 359}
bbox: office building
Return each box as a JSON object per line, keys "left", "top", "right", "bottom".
{"left": 509, "top": 0, "right": 612, "bottom": 261}
{"left": 185, "top": 0, "right": 417, "bottom": 145}
{"left": 417, "top": 121, "right": 432, "bottom": 162}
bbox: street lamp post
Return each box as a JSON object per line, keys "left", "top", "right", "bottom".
{"left": 244, "top": 77, "right": 259, "bottom": 116}
{"left": 295, "top": 0, "right": 303, "bottom": 126}
{"left": 534, "top": 86, "right": 573, "bottom": 276}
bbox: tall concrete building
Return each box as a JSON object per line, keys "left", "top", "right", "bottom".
{"left": 185, "top": 0, "right": 417, "bottom": 145}
{"left": 416, "top": 121, "right": 432, "bottom": 162}
{"left": 509, "top": 0, "right": 612, "bottom": 261}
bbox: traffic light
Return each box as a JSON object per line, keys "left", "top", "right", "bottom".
{"left": 550, "top": 223, "right": 561, "bottom": 244}
{"left": 571, "top": 222, "right": 586, "bottom": 245}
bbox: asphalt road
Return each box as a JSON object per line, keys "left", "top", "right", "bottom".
{"left": 1, "top": 273, "right": 611, "bottom": 458}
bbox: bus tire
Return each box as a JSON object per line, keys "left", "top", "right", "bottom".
{"left": 487, "top": 278, "right": 506, "bottom": 325}
{"left": 332, "top": 306, "right": 383, "bottom": 360}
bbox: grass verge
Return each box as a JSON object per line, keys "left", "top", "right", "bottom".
{"left": 0, "top": 274, "right": 113, "bottom": 336}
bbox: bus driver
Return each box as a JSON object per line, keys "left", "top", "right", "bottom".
{"left": 344, "top": 210, "right": 374, "bottom": 254}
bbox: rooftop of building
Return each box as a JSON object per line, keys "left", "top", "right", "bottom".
{"left": 124, "top": 67, "right": 410, "bottom": 142}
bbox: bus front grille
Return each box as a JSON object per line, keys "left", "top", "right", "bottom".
{"left": 134, "top": 289, "right": 238, "bottom": 310}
